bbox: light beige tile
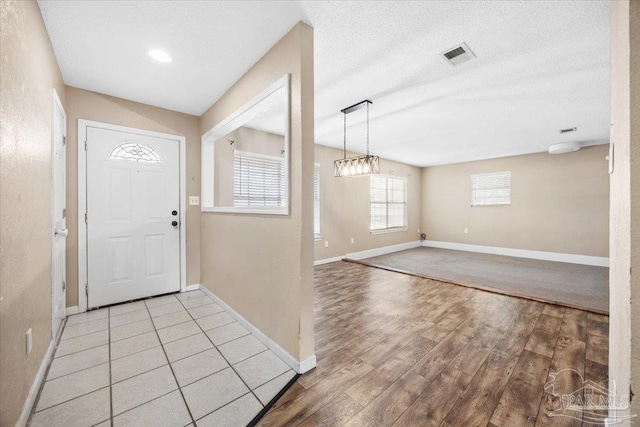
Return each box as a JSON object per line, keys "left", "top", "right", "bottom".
{"left": 110, "top": 301, "right": 146, "bottom": 316}
{"left": 111, "top": 346, "right": 167, "bottom": 383}
{"left": 233, "top": 351, "right": 290, "bottom": 389}
{"left": 218, "top": 335, "right": 267, "bottom": 365}
{"left": 110, "top": 309, "right": 150, "bottom": 328}
{"left": 253, "top": 370, "right": 296, "bottom": 405}
{"left": 36, "top": 363, "right": 110, "bottom": 411}
{"left": 163, "top": 333, "right": 213, "bottom": 363}
{"left": 152, "top": 310, "right": 192, "bottom": 330}
{"left": 113, "top": 390, "right": 191, "bottom": 427}
{"left": 111, "top": 319, "right": 154, "bottom": 342}
{"left": 181, "top": 295, "right": 214, "bottom": 309}
{"left": 176, "top": 290, "right": 205, "bottom": 301}
{"left": 30, "top": 387, "right": 110, "bottom": 427}
{"left": 181, "top": 367, "right": 248, "bottom": 420}
{"left": 48, "top": 345, "right": 109, "bottom": 380}
{"left": 188, "top": 304, "right": 223, "bottom": 319}
{"left": 195, "top": 312, "right": 234, "bottom": 331}
{"left": 55, "top": 330, "right": 109, "bottom": 358}
{"left": 112, "top": 365, "right": 177, "bottom": 415}
{"left": 61, "top": 318, "right": 109, "bottom": 340}
{"left": 205, "top": 322, "right": 249, "bottom": 346}
{"left": 65, "top": 308, "right": 109, "bottom": 327}
{"left": 171, "top": 348, "right": 228, "bottom": 387}
{"left": 196, "top": 393, "right": 262, "bottom": 427}
{"left": 157, "top": 321, "right": 200, "bottom": 344}
{"left": 93, "top": 422, "right": 111, "bottom": 427}
{"left": 148, "top": 301, "right": 185, "bottom": 318}
{"left": 144, "top": 294, "right": 178, "bottom": 308}
{"left": 111, "top": 331, "right": 160, "bottom": 360}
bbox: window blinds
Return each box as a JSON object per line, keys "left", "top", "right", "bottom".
{"left": 314, "top": 164, "right": 320, "bottom": 236}
{"left": 233, "top": 150, "right": 285, "bottom": 207}
{"left": 370, "top": 175, "right": 407, "bottom": 231}
{"left": 471, "top": 171, "right": 511, "bottom": 206}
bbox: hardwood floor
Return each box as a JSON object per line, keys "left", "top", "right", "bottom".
{"left": 258, "top": 261, "right": 609, "bottom": 427}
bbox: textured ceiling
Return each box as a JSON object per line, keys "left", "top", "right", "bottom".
{"left": 38, "top": 1, "right": 610, "bottom": 166}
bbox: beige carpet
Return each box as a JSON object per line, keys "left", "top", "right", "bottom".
{"left": 347, "top": 247, "right": 608, "bottom": 314}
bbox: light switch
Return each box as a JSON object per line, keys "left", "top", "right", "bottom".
{"left": 324, "top": 241, "right": 329, "bottom": 248}
{"left": 189, "top": 196, "right": 200, "bottom": 206}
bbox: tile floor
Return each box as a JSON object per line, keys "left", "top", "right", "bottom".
{"left": 29, "top": 290, "right": 297, "bottom": 427}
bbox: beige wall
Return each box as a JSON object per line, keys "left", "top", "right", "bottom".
{"left": 64, "top": 86, "right": 201, "bottom": 307}
{"left": 313, "top": 144, "right": 422, "bottom": 261}
{"left": 0, "top": 1, "right": 66, "bottom": 424}
{"left": 199, "top": 22, "right": 315, "bottom": 362}
{"left": 421, "top": 145, "right": 610, "bottom": 257}
{"left": 630, "top": 0, "right": 640, "bottom": 418}
{"left": 610, "top": 0, "right": 640, "bottom": 422}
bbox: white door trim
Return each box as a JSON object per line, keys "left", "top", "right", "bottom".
{"left": 77, "top": 119, "right": 187, "bottom": 313}
{"left": 51, "top": 88, "right": 66, "bottom": 336}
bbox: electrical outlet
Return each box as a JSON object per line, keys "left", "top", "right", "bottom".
{"left": 464, "top": 228, "right": 469, "bottom": 234}
{"left": 324, "top": 241, "right": 329, "bottom": 248}
{"left": 189, "top": 196, "right": 200, "bottom": 206}
{"left": 350, "top": 238, "right": 355, "bottom": 244}
{"left": 26, "top": 328, "right": 32, "bottom": 354}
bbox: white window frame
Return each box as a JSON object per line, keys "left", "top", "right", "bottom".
{"left": 313, "top": 163, "right": 321, "bottom": 239}
{"left": 201, "top": 74, "right": 290, "bottom": 215}
{"left": 370, "top": 175, "right": 408, "bottom": 234}
{"left": 470, "top": 171, "right": 511, "bottom": 207}
{"left": 233, "top": 150, "right": 286, "bottom": 208}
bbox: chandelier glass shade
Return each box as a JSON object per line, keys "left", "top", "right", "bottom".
{"left": 334, "top": 100, "right": 380, "bottom": 177}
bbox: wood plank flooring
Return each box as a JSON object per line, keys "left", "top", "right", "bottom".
{"left": 258, "top": 261, "right": 609, "bottom": 427}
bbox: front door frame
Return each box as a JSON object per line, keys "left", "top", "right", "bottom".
{"left": 77, "top": 119, "right": 187, "bottom": 312}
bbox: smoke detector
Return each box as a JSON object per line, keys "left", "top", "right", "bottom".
{"left": 441, "top": 42, "right": 476, "bottom": 66}
{"left": 549, "top": 141, "right": 581, "bottom": 154}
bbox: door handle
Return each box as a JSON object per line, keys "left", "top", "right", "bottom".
{"left": 55, "top": 228, "right": 68, "bottom": 237}
{"left": 171, "top": 221, "right": 178, "bottom": 227}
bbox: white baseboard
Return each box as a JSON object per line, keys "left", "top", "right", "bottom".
{"left": 422, "top": 240, "right": 610, "bottom": 267}
{"left": 16, "top": 339, "right": 56, "bottom": 427}
{"left": 345, "top": 240, "right": 422, "bottom": 261}
{"left": 65, "top": 306, "right": 79, "bottom": 316}
{"left": 314, "top": 256, "right": 343, "bottom": 266}
{"left": 185, "top": 284, "right": 201, "bottom": 292}
{"left": 198, "top": 285, "right": 315, "bottom": 374}
{"left": 299, "top": 354, "right": 317, "bottom": 374}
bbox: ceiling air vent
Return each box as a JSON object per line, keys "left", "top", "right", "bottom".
{"left": 441, "top": 42, "right": 476, "bottom": 66}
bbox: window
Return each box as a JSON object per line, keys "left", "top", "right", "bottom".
{"left": 109, "top": 143, "right": 161, "bottom": 164}
{"left": 314, "top": 164, "right": 321, "bottom": 238}
{"left": 471, "top": 171, "right": 511, "bottom": 206}
{"left": 370, "top": 175, "right": 407, "bottom": 232}
{"left": 233, "top": 150, "right": 285, "bottom": 207}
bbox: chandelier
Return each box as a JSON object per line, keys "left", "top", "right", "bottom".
{"left": 334, "top": 100, "right": 380, "bottom": 177}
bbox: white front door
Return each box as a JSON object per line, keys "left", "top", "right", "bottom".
{"left": 86, "top": 127, "right": 181, "bottom": 308}
{"left": 52, "top": 91, "right": 66, "bottom": 337}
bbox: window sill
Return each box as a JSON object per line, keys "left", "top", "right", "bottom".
{"left": 314, "top": 235, "right": 323, "bottom": 241}
{"left": 370, "top": 227, "right": 408, "bottom": 235}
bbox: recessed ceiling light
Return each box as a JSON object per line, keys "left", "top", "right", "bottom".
{"left": 148, "top": 49, "right": 172, "bottom": 63}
